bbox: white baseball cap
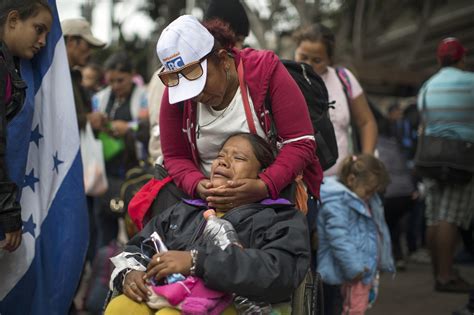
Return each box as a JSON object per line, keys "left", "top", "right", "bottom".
{"left": 156, "top": 15, "right": 214, "bottom": 104}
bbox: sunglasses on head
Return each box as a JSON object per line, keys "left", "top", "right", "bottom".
{"left": 158, "top": 49, "right": 216, "bottom": 87}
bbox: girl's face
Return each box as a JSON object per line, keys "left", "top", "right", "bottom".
{"left": 294, "top": 40, "right": 331, "bottom": 76}
{"left": 347, "top": 173, "right": 379, "bottom": 202}
{"left": 193, "top": 51, "right": 229, "bottom": 109}
{"left": 210, "top": 136, "right": 262, "bottom": 187}
{"left": 82, "top": 66, "right": 101, "bottom": 90}
{"left": 4, "top": 8, "right": 52, "bottom": 59}
{"left": 105, "top": 70, "right": 134, "bottom": 99}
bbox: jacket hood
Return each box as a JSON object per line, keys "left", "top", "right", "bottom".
{"left": 320, "top": 176, "right": 382, "bottom": 217}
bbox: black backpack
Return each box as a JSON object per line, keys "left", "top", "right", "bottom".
{"left": 265, "top": 60, "right": 338, "bottom": 170}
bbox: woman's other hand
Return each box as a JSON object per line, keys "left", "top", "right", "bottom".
{"left": 1, "top": 229, "right": 22, "bottom": 252}
{"left": 206, "top": 178, "right": 268, "bottom": 211}
{"left": 146, "top": 251, "right": 192, "bottom": 282}
{"left": 123, "top": 270, "right": 151, "bottom": 303}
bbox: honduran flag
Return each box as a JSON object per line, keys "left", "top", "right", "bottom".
{"left": 0, "top": 0, "right": 88, "bottom": 314}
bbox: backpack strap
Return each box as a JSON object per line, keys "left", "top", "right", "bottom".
{"left": 237, "top": 60, "right": 257, "bottom": 134}
{"left": 336, "top": 66, "right": 361, "bottom": 153}
{"left": 335, "top": 67, "right": 353, "bottom": 101}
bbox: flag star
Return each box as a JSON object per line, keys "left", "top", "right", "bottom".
{"left": 30, "top": 125, "right": 43, "bottom": 147}
{"left": 22, "top": 215, "right": 36, "bottom": 237}
{"left": 52, "top": 151, "right": 64, "bottom": 174}
{"left": 23, "top": 169, "right": 40, "bottom": 192}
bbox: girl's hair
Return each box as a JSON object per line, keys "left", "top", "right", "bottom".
{"left": 339, "top": 154, "right": 390, "bottom": 192}
{"left": 292, "top": 23, "right": 335, "bottom": 60}
{"left": 202, "top": 18, "right": 237, "bottom": 53}
{"left": 0, "top": 0, "right": 52, "bottom": 37}
{"left": 221, "top": 133, "right": 275, "bottom": 170}
{"left": 104, "top": 51, "right": 134, "bottom": 73}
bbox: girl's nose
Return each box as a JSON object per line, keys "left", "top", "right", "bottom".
{"left": 218, "top": 158, "right": 229, "bottom": 167}
{"left": 38, "top": 34, "right": 47, "bottom": 47}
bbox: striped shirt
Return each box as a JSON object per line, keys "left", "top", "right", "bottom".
{"left": 417, "top": 67, "right": 474, "bottom": 142}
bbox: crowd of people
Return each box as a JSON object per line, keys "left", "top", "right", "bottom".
{"left": 1, "top": 0, "right": 473, "bottom": 315}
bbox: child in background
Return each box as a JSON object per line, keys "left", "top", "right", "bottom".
{"left": 0, "top": 0, "right": 52, "bottom": 252}
{"left": 317, "top": 154, "right": 395, "bottom": 315}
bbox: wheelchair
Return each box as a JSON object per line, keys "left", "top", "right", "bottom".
{"left": 291, "top": 269, "right": 324, "bottom": 315}
{"left": 291, "top": 194, "right": 323, "bottom": 315}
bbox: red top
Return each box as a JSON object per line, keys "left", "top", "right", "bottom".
{"left": 159, "top": 48, "right": 323, "bottom": 199}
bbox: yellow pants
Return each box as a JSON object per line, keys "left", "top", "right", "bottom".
{"left": 104, "top": 294, "right": 237, "bottom": 315}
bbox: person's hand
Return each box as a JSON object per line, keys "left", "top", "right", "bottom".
{"left": 87, "top": 112, "right": 107, "bottom": 130}
{"left": 196, "top": 179, "right": 212, "bottom": 200}
{"left": 351, "top": 267, "right": 369, "bottom": 282}
{"left": 123, "top": 270, "right": 151, "bottom": 303}
{"left": 110, "top": 120, "right": 130, "bottom": 137}
{"left": 145, "top": 251, "right": 192, "bottom": 282}
{"left": 1, "top": 229, "right": 22, "bottom": 252}
{"left": 206, "top": 178, "right": 268, "bottom": 211}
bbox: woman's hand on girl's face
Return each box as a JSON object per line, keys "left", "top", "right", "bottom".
{"left": 123, "top": 270, "right": 151, "bottom": 302}
{"left": 206, "top": 178, "right": 268, "bottom": 211}
{"left": 196, "top": 179, "right": 213, "bottom": 200}
{"left": 146, "top": 251, "right": 192, "bottom": 282}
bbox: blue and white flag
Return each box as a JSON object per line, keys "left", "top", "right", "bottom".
{"left": 0, "top": 1, "right": 88, "bottom": 314}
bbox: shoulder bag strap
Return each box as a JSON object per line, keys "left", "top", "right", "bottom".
{"left": 237, "top": 61, "right": 257, "bottom": 134}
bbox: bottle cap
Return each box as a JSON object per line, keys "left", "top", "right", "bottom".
{"left": 203, "top": 209, "right": 216, "bottom": 220}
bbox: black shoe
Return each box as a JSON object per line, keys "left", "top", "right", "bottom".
{"left": 452, "top": 306, "right": 474, "bottom": 315}
{"left": 436, "top": 277, "right": 472, "bottom": 293}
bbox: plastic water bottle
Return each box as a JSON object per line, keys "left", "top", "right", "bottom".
{"left": 149, "top": 232, "right": 185, "bottom": 284}
{"left": 233, "top": 296, "right": 272, "bottom": 314}
{"left": 202, "top": 209, "right": 241, "bottom": 250}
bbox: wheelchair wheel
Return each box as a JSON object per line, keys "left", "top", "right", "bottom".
{"left": 291, "top": 269, "right": 323, "bottom": 315}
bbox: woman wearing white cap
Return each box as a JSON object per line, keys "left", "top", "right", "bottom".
{"left": 157, "top": 15, "right": 322, "bottom": 210}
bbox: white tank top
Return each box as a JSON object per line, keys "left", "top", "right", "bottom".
{"left": 196, "top": 86, "right": 266, "bottom": 176}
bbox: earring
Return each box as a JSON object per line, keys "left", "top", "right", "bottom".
{"left": 225, "top": 67, "right": 230, "bottom": 81}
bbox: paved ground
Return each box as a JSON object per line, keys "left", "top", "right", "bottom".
{"left": 370, "top": 261, "right": 473, "bottom": 315}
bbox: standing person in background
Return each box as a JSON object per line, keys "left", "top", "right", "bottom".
{"left": 417, "top": 37, "right": 474, "bottom": 293}
{"left": 377, "top": 103, "right": 417, "bottom": 271}
{"left": 293, "top": 23, "right": 377, "bottom": 176}
{"left": 92, "top": 51, "right": 149, "bottom": 249}
{"left": 317, "top": 154, "right": 394, "bottom": 315}
{"left": 62, "top": 18, "right": 106, "bottom": 131}
{"left": 158, "top": 15, "right": 322, "bottom": 212}
{"left": 0, "top": 0, "right": 52, "bottom": 253}
{"left": 82, "top": 62, "right": 105, "bottom": 99}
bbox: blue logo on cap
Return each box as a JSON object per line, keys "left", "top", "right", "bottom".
{"left": 165, "top": 56, "right": 185, "bottom": 70}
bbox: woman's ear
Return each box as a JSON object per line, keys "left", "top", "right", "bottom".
{"left": 216, "top": 49, "right": 231, "bottom": 63}
{"left": 7, "top": 10, "right": 20, "bottom": 29}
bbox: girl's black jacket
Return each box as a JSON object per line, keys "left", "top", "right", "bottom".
{"left": 113, "top": 199, "right": 311, "bottom": 304}
{"left": 0, "top": 41, "right": 26, "bottom": 233}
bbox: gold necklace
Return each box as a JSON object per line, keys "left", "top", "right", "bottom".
{"left": 196, "top": 101, "right": 234, "bottom": 138}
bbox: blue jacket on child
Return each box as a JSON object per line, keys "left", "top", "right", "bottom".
{"left": 317, "top": 176, "right": 395, "bottom": 285}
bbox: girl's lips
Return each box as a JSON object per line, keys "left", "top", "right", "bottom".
{"left": 212, "top": 169, "right": 231, "bottom": 178}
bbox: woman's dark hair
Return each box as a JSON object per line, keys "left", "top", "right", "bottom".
{"left": 204, "top": 0, "right": 250, "bottom": 39}
{"left": 202, "top": 18, "right": 237, "bottom": 53}
{"left": 104, "top": 51, "right": 134, "bottom": 73}
{"left": 222, "top": 133, "right": 275, "bottom": 170}
{"left": 292, "top": 23, "right": 335, "bottom": 60}
{"left": 339, "top": 154, "right": 390, "bottom": 192}
{"left": 0, "top": 0, "right": 52, "bottom": 38}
